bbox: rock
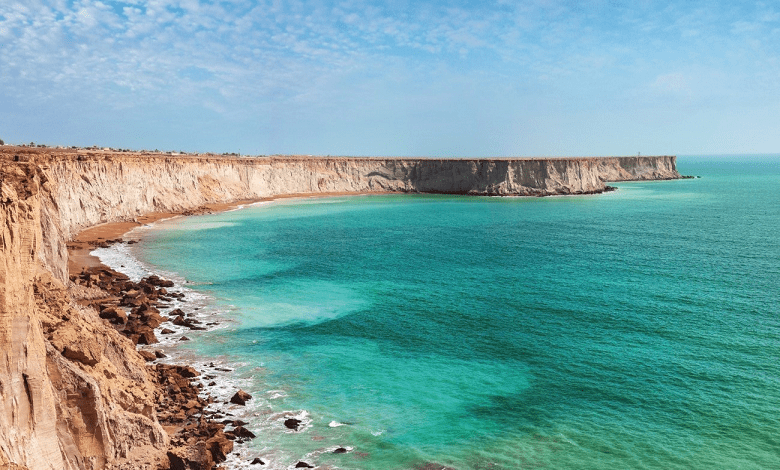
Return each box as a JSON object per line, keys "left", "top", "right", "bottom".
{"left": 155, "top": 350, "right": 167, "bottom": 358}
{"left": 295, "top": 462, "right": 314, "bottom": 468}
{"left": 230, "top": 390, "right": 252, "bottom": 405}
{"left": 141, "top": 310, "right": 164, "bottom": 328}
{"left": 161, "top": 328, "right": 175, "bottom": 334}
{"left": 333, "top": 447, "right": 348, "bottom": 454}
{"left": 167, "top": 442, "right": 214, "bottom": 470}
{"left": 206, "top": 434, "right": 234, "bottom": 463}
{"left": 180, "top": 336, "right": 190, "bottom": 341}
{"left": 176, "top": 365, "right": 200, "bottom": 378}
{"left": 121, "top": 294, "right": 147, "bottom": 307}
{"left": 284, "top": 418, "right": 302, "bottom": 431}
{"left": 99, "top": 306, "right": 127, "bottom": 324}
{"left": 136, "top": 327, "right": 158, "bottom": 345}
{"left": 62, "top": 344, "right": 100, "bottom": 367}
{"left": 138, "top": 350, "right": 157, "bottom": 362}
{"left": 250, "top": 457, "right": 265, "bottom": 465}
{"left": 231, "top": 426, "right": 256, "bottom": 439}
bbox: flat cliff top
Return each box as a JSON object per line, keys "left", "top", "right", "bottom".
{"left": 0, "top": 145, "right": 674, "bottom": 164}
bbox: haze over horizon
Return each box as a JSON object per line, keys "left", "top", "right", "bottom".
{"left": 2, "top": 0, "right": 779, "bottom": 157}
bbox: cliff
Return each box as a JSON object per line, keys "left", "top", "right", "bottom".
{"left": 0, "top": 147, "right": 680, "bottom": 469}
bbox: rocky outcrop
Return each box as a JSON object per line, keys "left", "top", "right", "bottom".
{"left": 0, "top": 147, "right": 680, "bottom": 469}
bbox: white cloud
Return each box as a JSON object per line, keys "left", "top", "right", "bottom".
{"left": 1, "top": 0, "right": 780, "bottom": 154}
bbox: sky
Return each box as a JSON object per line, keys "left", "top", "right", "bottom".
{"left": 1, "top": 0, "right": 779, "bottom": 156}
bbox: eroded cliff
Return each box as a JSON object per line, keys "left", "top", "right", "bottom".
{"left": 0, "top": 147, "right": 680, "bottom": 469}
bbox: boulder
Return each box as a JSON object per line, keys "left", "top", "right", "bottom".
{"left": 167, "top": 442, "right": 214, "bottom": 470}
{"left": 230, "top": 390, "right": 252, "bottom": 405}
{"left": 99, "top": 306, "right": 127, "bottom": 324}
{"left": 231, "top": 426, "right": 255, "bottom": 439}
{"left": 138, "top": 350, "right": 157, "bottom": 362}
{"left": 206, "top": 434, "right": 234, "bottom": 463}
{"left": 136, "top": 328, "right": 158, "bottom": 345}
{"left": 284, "top": 418, "right": 302, "bottom": 431}
{"left": 295, "top": 462, "right": 314, "bottom": 468}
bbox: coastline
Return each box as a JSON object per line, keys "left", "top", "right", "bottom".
{"left": 65, "top": 191, "right": 405, "bottom": 468}
{"left": 67, "top": 192, "right": 396, "bottom": 276}
{"left": 1, "top": 147, "right": 683, "bottom": 470}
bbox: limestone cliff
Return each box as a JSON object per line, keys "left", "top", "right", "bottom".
{"left": 0, "top": 147, "right": 680, "bottom": 469}
{"left": 1, "top": 157, "right": 168, "bottom": 470}
{"left": 41, "top": 153, "right": 678, "bottom": 280}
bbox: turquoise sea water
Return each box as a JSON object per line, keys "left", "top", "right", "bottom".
{"left": 130, "top": 156, "right": 780, "bottom": 469}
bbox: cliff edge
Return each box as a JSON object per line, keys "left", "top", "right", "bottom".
{"left": 0, "top": 147, "right": 680, "bottom": 469}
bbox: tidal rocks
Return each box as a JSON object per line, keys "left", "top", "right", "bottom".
{"left": 295, "top": 462, "right": 314, "bottom": 468}
{"left": 284, "top": 418, "right": 302, "bottom": 431}
{"left": 229, "top": 426, "right": 256, "bottom": 439}
{"left": 230, "top": 390, "right": 253, "bottom": 405}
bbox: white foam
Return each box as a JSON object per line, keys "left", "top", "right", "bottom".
{"left": 90, "top": 227, "right": 350, "bottom": 469}
{"left": 328, "top": 421, "right": 346, "bottom": 428}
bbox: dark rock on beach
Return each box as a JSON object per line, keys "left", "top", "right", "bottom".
{"left": 295, "top": 462, "right": 314, "bottom": 468}
{"left": 229, "top": 426, "right": 256, "bottom": 439}
{"left": 230, "top": 390, "right": 253, "bottom": 405}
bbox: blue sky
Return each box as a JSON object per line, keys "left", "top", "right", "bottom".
{"left": 1, "top": 0, "right": 778, "bottom": 156}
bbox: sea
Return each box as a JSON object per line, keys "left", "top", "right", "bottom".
{"left": 94, "top": 155, "right": 780, "bottom": 470}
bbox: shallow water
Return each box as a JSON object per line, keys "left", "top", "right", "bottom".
{"left": 103, "top": 156, "right": 780, "bottom": 469}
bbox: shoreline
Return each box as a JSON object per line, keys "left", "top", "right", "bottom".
{"left": 67, "top": 191, "right": 402, "bottom": 277}
{"left": 66, "top": 191, "right": 406, "bottom": 468}
{"left": 1, "top": 147, "right": 684, "bottom": 469}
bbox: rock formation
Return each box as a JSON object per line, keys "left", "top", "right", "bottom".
{"left": 0, "top": 146, "right": 681, "bottom": 469}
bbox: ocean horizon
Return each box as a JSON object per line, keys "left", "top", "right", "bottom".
{"left": 94, "top": 155, "right": 780, "bottom": 470}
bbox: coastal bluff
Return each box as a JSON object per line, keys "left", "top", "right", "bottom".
{"left": 0, "top": 147, "right": 680, "bottom": 469}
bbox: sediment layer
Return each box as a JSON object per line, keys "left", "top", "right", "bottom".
{"left": 0, "top": 146, "right": 680, "bottom": 469}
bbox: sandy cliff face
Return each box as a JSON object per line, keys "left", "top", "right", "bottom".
{"left": 0, "top": 148, "right": 679, "bottom": 470}
{"left": 42, "top": 154, "right": 679, "bottom": 278}
{"left": 0, "top": 161, "right": 65, "bottom": 469}
{"left": 1, "top": 157, "right": 167, "bottom": 470}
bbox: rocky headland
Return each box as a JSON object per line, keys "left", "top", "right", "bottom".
{"left": 0, "top": 145, "right": 681, "bottom": 469}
